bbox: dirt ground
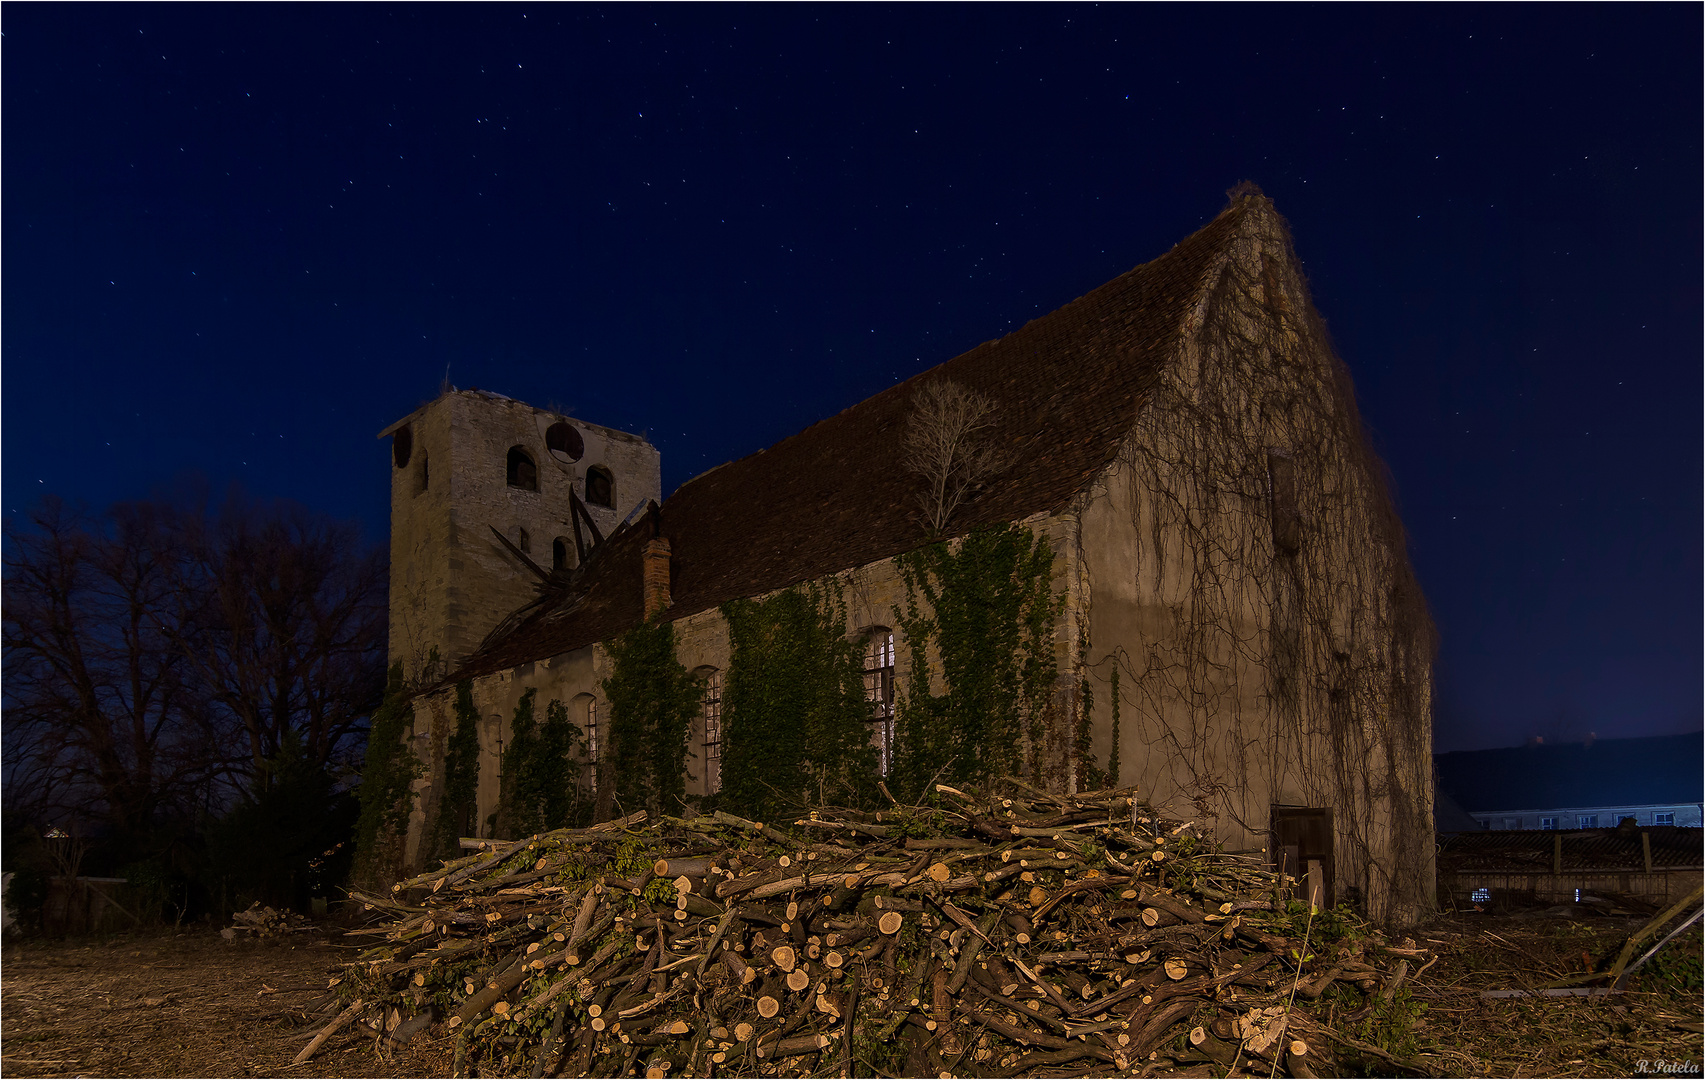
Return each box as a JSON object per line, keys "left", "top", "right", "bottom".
{"left": 1, "top": 909, "right": 1699, "bottom": 1078}
{"left": 0, "top": 929, "right": 451, "bottom": 1079}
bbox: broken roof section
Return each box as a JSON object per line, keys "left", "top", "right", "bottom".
{"left": 452, "top": 197, "right": 1265, "bottom": 681}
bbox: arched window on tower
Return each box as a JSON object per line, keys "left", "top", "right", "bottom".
{"left": 507, "top": 446, "right": 539, "bottom": 491}
{"left": 393, "top": 425, "right": 413, "bottom": 468}
{"left": 553, "top": 537, "right": 570, "bottom": 573}
{"left": 695, "top": 668, "right": 723, "bottom": 796}
{"left": 863, "top": 628, "right": 896, "bottom": 775}
{"left": 585, "top": 466, "right": 613, "bottom": 508}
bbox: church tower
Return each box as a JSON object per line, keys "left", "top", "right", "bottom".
{"left": 380, "top": 389, "right": 662, "bottom": 682}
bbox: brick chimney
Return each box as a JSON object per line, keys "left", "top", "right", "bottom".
{"left": 642, "top": 537, "right": 672, "bottom": 618}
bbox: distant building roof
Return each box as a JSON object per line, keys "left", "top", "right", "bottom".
{"left": 1434, "top": 732, "right": 1704, "bottom": 814}
{"left": 451, "top": 197, "right": 1264, "bottom": 682}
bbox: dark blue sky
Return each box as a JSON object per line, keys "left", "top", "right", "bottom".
{"left": 5, "top": 6, "right": 1699, "bottom": 752}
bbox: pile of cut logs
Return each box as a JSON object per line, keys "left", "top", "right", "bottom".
{"left": 309, "top": 783, "right": 1427, "bottom": 1077}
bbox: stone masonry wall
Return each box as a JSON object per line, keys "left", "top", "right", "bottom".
{"left": 385, "top": 390, "right": 661, "bottom": 682}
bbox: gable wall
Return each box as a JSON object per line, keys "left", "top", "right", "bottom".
{"left": 1073, "top": 203, "right": 1436, "bottom": 925}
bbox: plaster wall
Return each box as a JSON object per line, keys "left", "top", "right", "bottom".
{"left": 1068, "top": 203, "right": 1436, "bottom": 925}
{"left": 398, "top": 512, "right": 1082, "bottom": 872}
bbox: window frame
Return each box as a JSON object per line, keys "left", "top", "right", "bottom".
{"left": 698, "top": 668, "right": 723, "bottom": 796}
{"left": 863, "top": 629, "right": 896, "bottom": 776}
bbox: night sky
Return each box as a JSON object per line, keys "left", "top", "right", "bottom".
{"left": 5, "top": 6, "right": 1699, "bottom": 753}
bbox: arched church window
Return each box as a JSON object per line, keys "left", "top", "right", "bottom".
{"left": 696, "top": 668, "right": 723, "bottom": 796}
{"left": 508, "top": 446, "right": 538, "bottom": 491}
{"left": 585, "top": 466, "right": 613, "bottom": 508}
{"left": 863, "top": 628, "right": 896, "bottom": 775}
{"left": 575, "top": 694, "right": 599, "bottom": 793}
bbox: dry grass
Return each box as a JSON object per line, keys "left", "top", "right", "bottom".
{"left": 1385, "top": 911, "right": 1703, "bottom": 1078}
{"left": 0, "top": 910, "right": 1696, "bottom": 1078}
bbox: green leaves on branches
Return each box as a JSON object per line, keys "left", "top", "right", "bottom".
{"left": 892, "top": 524, "right": 1062, "bottom": 798}
{"left": 598, "top": 619, "right": 699, "bottom": 820}
{"left": 719, "top": 583, "right": 877, "bottom": 822}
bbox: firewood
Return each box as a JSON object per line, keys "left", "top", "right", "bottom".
{"left": 330, "top": 783, "right": 1426, "bottom": 1079}
{"left": 293, "top": 997, "right": 364, "bottom": 1065}
{"left": 1189, "top": 1025, "right": 1240, "bottom": 1066}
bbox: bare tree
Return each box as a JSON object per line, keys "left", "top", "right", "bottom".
{"left": 903, "top": 378, "right": 1011, "bottom": 534}
{"left": 2, "top": 498, "right": 226, "bottom": 845}
{"left": 169, "top": 495, "right": 387, "bottom": 790}
{"left": 3, "top": 490, "right": 387, "bottom": 856}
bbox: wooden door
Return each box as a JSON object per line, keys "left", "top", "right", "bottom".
{"left": 1271, "top": 806, "right": 1334, "bottom": 910}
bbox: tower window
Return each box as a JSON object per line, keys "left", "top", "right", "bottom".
{"left": 864, "top": 629, "right": 896, "bottom": 775}
{"left": 553, "top": 537, "right": 569, "bottom": 572}
{"left": 518, "top": 527, "right": 531, "bottom": 553}
{"left": 393, "top": 425, "right": 413, "bottom": 468}
{"left": 418, "top": 452, "right": 429, "bottom": 495}
{"left": 546, "top": 421, "right": 584, "bottom": 462}
{"left": 585, "top": 466, "right": 613, "bottom": 507}
{"left": 507, "top": 446, "right": 538, "bottom": 491}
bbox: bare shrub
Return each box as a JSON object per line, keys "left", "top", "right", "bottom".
{"left": 903, "top": 378, "right": 1010, "bottom": 534}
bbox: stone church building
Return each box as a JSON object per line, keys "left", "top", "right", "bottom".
{"left": 380, "top": 191, "right": 1437, "bottom": 925}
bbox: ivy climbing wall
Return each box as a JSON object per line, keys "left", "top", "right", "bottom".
{"left": 1072, "top": 197, "right": 1436, "bottom": 925}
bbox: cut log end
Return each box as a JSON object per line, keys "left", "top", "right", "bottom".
{"left": 772, "top": 944, "right": 797, "bottom": 971}
{"left": 879, "top": 911, "right": 904, "bottom": 935}
{"left": 786, "top": 969, "right": 812, "bottom": 992}
{"left": 757, "top": 995, "right": 781, "bottom": 1019}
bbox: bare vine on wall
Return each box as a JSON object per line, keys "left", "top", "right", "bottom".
{"left": 1093, "top": 193, "right": 1435, "bottom": 923}
{"left": 904, "top": 378, "right": 1011, "bottom": 535}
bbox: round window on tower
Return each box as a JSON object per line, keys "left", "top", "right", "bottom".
{"left": 393, "top": 426, "right": 413, "bottom": 469}
{"left": 546, "top": 421, "right": 584, "bottom": 463}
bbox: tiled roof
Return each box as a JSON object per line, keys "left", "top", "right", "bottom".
{"left": 451, "top": 199, "right": 1255, "bottom": 682}
{"left": 1437, "top": 827, "right": 1704, "bottom": 872}
{"left": 1434, "top": 732, "right": 1704, "bottom": 813}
